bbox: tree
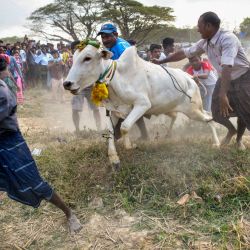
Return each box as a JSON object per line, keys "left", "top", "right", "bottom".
{"left": 28, "top": 0, "right": 102, "bottom": 42}
{"left": 100, "top": 0, "right": 175, "bottom": 45}
{"left": 240, "top": 17, "right": 250, "bottom": 36}
{"left": 0, "top": 36, "right": 24, "bottom": 44}
{"left": 28, "top": 0, "right": 175, "bottom": 44}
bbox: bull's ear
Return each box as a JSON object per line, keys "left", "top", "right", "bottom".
{"left": 100, "top": 49, "right": 113, "bottom": 60}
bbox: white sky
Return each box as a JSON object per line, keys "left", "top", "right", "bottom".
{"left": 0, "top": 0, "right": 249, "bottom": 38}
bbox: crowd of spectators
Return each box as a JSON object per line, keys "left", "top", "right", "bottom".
{"left": 0, "top": 35, "right": 217, "bottom": 111}
{"left": 0, "top": 35, "right": 73, "bottom": 104}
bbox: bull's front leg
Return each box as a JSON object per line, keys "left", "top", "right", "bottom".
{"left": 121, "top": 99, "right": 151, "bottom": 136}
{"left": 106, "top": 112, "right": 120, "bottom": 171}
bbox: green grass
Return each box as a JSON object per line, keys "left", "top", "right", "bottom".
{"left": 1, "top": 88, "right": 249, "bottom": 249}
{"left": 32, "top": 136, "right": 249, "bottom": 248}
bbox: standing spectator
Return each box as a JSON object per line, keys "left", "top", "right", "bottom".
{"left": 47, "top": 43, "right": 55, "bottom": 53}
{"left": 26, "top": 46, "right": 37, "bottom": 87}
{"left": 160, "top": 37, "right": 175, "bottom": 62}
{"left": 162, "top": 37, "right": 175, "bottom": 56}
{"left": 8, "top": 54, "right": 23, "bottom": 85}
{"left": 46, "top": 48, "right": 54, "bottom": 89}
{"left": 20, "top": 43, "right": 28, "bottom": 83}
{"left": 5, "top": 44, "right": 12, "bottom": 56}
{"left": 13, "top": 50, "right": 24, "bottom": 104}
{"left": 35, "top": 46, "right": 49, "bottom": 88}
{"left": 0, "top": 56, "right": 18, "bottom": 95}
{"left": 20, "top": 43, "right": 27, "bottom": 63}
{"left": 62, "top": 46, "right": 72, "bottom": 78}
{"left": 48, "top": 50, "right": 65, "bottom": 102}
{"left": 186, "top": 56, "right": 217, "bottom": 112}
{"left": 149, "top": 44, "right": 162, "bottom": 60}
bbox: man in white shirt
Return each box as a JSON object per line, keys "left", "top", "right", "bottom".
{"left": 152, "top": 12, "right": 250, "bottom": 148}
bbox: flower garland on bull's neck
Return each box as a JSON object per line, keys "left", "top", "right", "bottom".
{"left": 91, "top": 61, "right": 117, "bottom": 106}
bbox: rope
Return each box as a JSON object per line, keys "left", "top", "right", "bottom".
{"left": 160, "top": 65, "right": 192, "bottom": 101}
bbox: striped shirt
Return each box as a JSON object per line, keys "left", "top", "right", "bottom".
{"left": 184, "top": 29, "right": 250, "bottom": 80}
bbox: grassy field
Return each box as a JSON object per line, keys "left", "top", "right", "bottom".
{"left": 0, "top": 88, "right": 249, "bottom": 250}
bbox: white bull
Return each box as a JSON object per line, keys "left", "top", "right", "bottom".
{"left": 64, "top": 45, "right": 220, "bottom": 169}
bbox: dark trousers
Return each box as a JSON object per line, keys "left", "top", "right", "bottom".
{"left": 212, "top": 69, "right": 250, "bottom": 131}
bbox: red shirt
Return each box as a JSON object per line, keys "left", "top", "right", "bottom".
{"left": 186, "top": 61, "right": 212, "bottom": 76}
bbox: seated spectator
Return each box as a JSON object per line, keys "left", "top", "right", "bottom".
{"left": 186, "top": 56, "right": 217, "bottom": 112}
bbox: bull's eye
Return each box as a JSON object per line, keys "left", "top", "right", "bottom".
{"left": 83, "top": 57, "right": 91, "bottom": 62}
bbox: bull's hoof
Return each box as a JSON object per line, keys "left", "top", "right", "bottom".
{"left": 138, "top": 135, "right": 149, "bottom": 141}
{"left": 165, "top": 131, "right": 173, "bottom": 138}
{"left": 125, "top": 143, "right": 137, "bottom": 150}
{"left": 212, "top": 143, "right": 220, "bottom": 149}
{"left": 120, "top": 124, "right": 129, "bottom": 136}
{"left": 112, "top": 162, "right": 121, "bottom": 171}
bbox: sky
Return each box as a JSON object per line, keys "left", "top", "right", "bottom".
{"left": 0, "top": 0, "right": 250, "bottom": 38}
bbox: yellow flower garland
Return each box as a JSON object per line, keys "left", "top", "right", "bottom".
{"left": 91, "top": 82, "right": 109, "bottom": 106}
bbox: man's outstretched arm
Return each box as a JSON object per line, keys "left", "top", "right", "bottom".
{"left": 152, "top": 50, "right": 187, "bottom": 65}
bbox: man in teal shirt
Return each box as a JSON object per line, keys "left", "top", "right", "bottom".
{"left": 97, "top": 23, "right": 148, "bottom": 140}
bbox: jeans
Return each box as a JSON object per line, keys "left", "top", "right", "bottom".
{"left": 200, "top": 84, "right": 215, "bottom": 112}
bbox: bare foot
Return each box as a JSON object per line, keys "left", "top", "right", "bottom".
{"left": 236, "top": 141, "right": 246, "bottom": 151}
{"left": 220, "top": 130, "right": 237, "bottom": 146}
{"left": 68, "top": 213, "right": 82, "bottom": 234}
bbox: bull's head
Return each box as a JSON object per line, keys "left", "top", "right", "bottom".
{"left": 63, "top": 39, "right": 113, "bottom": 94}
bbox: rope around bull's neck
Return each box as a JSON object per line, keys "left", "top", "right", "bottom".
{"left": 97, "top": 61, "right": 117, "bottom": 84}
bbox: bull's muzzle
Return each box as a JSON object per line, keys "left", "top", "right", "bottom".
{"left": 63, "top": 81, "right": 80, "bottom": 95}
{"left": 63, "top": 81, "right": 73, "bottom": 90}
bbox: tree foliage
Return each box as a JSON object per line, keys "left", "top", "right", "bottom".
{"left": 0, "top": 36, "right": 24, "bottom": 44}
{"left": 28, "top": 0, "right": 175, "bottom": 43}
{"left": 240, "top": 17, "right": 250, "bottom": 36}
{"left": 28, "top": 0, "right": 102, "bottom": 42}
{"left": 100, "top": 0, "right": 175, "bottom": 44}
